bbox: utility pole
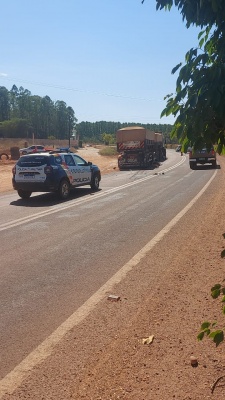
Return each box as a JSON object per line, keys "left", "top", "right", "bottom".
{"left": 68, "top": 118, "right": 71, "bottom": 148}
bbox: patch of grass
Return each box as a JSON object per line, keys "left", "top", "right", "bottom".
{"left": 99, "top": 146, "right": 118, "bottom": 156}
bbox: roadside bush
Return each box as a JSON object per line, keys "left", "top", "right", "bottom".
{"left": 99, "top": 146, "right": 118, "bottom": 156}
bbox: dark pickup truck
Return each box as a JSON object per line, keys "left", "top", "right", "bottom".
{"left": 189, "top": 146, "right": 217, "bottom": 169}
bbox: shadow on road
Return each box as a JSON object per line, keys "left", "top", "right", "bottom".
{"left": 10, "top": 188, "right": 102, "bottom": 208}
{"left": 193, "top": 164, "right": 221, "bottom": 170}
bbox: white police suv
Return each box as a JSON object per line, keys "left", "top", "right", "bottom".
{"left": 12, "top": 151, "right": 101, "bottom": 200}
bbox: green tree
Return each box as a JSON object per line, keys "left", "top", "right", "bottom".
{"left": 9, "top": 85, "right": 19, "bottom": 119}
{"left": 29, "top": 95, "right": 42, "bottom": 138}
{"left": 0, "top": 87, "right": 10, "bottom": 121}
{"left": 40, "top": 96, "right": 56, "bottom": 137}
{"left": 67, "top": 106, "right": 77, "bottom": 144}
{"left": 142, "top": 0, "right": 225, "bottom": 151}
{"left": 17, "top": 87, "right": 32, "bottom": 119}
{"left": 0, "top": 85, "right": 77, "bottom": 139}
{"left": 55, "top": 100, "right": 68, "bottom": 139}
{"left": 0, "top": 118, "right": 29, "bottom": 138}
{"left": 101, "top": 133, "right": 115, "bottom": 145}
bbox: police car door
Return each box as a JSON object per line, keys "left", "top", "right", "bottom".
{"left": 72, "top": 154, "right": 92, "bottom": 185}
{"left": 64, "top": 154, "right": 79, "bottom": 186}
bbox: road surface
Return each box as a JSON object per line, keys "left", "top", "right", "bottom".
{"left": 0, "top": 150, "right": 222, "bottom": 399}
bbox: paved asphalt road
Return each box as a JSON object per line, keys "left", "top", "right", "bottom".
{"left": 0, "top": 150, "right": 217, "bottom": 379}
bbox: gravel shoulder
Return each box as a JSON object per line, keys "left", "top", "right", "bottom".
{"left": 1, "top": 153, "right": 225, "bottom": 399}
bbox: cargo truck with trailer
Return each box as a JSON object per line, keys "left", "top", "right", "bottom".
{"left": 116, "top": 126, "right": 166, "bottom": 170}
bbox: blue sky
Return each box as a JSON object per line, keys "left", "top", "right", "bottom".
{"left": 0, "top": 0, "right": 200, "bottom": 125}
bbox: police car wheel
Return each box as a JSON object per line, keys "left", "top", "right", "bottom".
{"left": 58, "top": 179, "right": 70, "bottom": 199}
{"left": 91, "top": 175, "right": 99, "bottom": 191}
{"left": 18, "top": 189, "right": 32, "bottom": 199}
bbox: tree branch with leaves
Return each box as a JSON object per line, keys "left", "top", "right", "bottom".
{"left": 142, "top": 0, "right": 225, "bottom": 151}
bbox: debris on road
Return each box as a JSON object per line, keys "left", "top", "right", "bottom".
{"left": 141, "top": 335, "right": 154, "bottom": 345}
{"left": 190, "top": 355, "right": 198, "bottom": 366}
{"left": 107, "top": 295, "right": 120, "bottom": 302}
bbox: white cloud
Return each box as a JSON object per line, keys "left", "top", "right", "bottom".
{"left": 0, "top": 72, "right": 8, "bottom": 77}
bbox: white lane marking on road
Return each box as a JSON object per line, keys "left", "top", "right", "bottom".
{"left": 0, "top": 157, "right": 186, "bottom": 232}
{"left": 0, "top": 168, "right": 217, "bottom": 398}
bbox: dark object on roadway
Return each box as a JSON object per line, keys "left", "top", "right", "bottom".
{"left": 107, "top": 295, "right": 120, "bottom": 301}
{"left": 175, "top": 145, "right": 182, "bottom": 152}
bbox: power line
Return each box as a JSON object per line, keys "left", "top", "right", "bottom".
{"left": 0, "top": 75, "right": 175, "bottom": 124}
{"left": 0, "top": 75, "right": 166, "bottom": 103}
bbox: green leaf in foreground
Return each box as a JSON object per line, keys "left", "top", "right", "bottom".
{"left": 197, "top": 331, "right": 205, "bottom": 341}
{"left": 211, "top": 289, "right": 221, "bottom": 299}
{"left": 200, "top": 322, "right": 211, "bottom": 330}
{"left": 211, "top": 284, "right": 221, "bottom": 291}
{"left": 209, "top": 330, "right": 224, "bottom": 346}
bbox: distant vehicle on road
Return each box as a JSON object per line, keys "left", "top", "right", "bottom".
{"left": 12, "top": 151, "right": 101, "bottom": 200}
{"left": 189, "top": 146, "right": 217, "bottom": 169}
{"left": 175, "top": 145, "right": 182, "bottom": 152}
{"left": 19, "top": 145, "right": 46, "bottom": 155}
{"left": 116, "top": 126, "right": 166, "bottom": 169}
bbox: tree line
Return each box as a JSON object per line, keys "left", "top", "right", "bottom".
{"left": 77, "top": 121, "right": 174, "bottom": 144}
{"left": 0, "top": 84, "right": 174, "bottom": 144}
{"left": 0, "top": 85, "right": 77, "bottom": 140}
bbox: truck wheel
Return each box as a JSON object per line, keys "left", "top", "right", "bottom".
{"left": 58, "top": 179, "right": 70, "bottom": 200}
{"left": 212, "top": 160, "right": 217, "bottom": 168}
{"left": 91, "top": 174, "right": 100, "bottom": 191}
{"left": 189, "top": 162, "right": 196, "bottom": 170}
{"left": 18, "top": 190, "right": 32, "bottom": 199}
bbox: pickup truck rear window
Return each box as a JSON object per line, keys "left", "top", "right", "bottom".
{"left": 200, "top": 148, "right": 213, "bottom": 152}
